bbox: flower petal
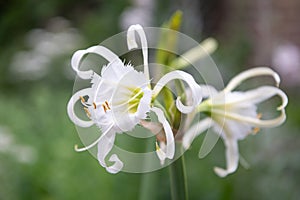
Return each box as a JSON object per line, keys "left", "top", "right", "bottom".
{"left": 214, "top": 138, "right": 239, "bottom": 177}
{"left": 152, "top": 107, "right": 175, "bottom": 160}
{"left": 213, "top": 109, "right": 286, "bottom": 128}
{"left": 224, "top": 67, "right": 280, "bottom": 93}
{"left": 153, "top": 70, "right": 202, "bottom": 114}
{"left": 97, "top": 128, "right": 124, "bottom": 174}
{"left": 210, "top": 86, "right": 288, "bottom": 128}
{"left": 67, "top": 88, "right": 94, "bottom": 127}
{"left": 199, "top": 84, "right": 218, "bottom": 98}
{"left": 156, "top": 141, "right": 166, "bottom": 165}
{"left": 110, "top": 68, "right": 150, "bottom": 132}
{"left": 213, "top": 86, "right": 288, "bottom": 110}
{"left": 127, "top": 24, "right": 149, "bottom": 80}
{"left": 71, "top": 45, "right": 123, "bottom": 79}
{"left": 135, "top": 87, "right": 152, "bottom": 119}
{"left": 182, "top": 118, "right": 213, "bottom": 149}
{"left": 92, "top": 63, "right": 135, "bottom": 103}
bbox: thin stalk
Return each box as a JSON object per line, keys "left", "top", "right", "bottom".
{"left": 169, "top": 151, "right": 189, "bottom": 200}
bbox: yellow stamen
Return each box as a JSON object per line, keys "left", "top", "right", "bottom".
{"left": 252, "top": 113, "right": 262, "bottom": 134}
{"left": 101, "top": 101, "right": 111, "bottom": 113}
{"left": 84, "top": 107, "right": 91, "bottom": 118}
{"left": 102, "top": 104, "right": 107, "bottom": 113}
{"left": 257, "top": 113, "right": 262, "bottom": 119}
{"left": 155, "top": 142, "right": 160, "bottom": 151}
{"left": 252, "top": 127, "right": 260, "bottom": 134}
{"left": 105, "top": 101, "right": 111, "bottom": 110}
{"left": 80, "top": 96, "right": 85, "bottom": 103}
{"left": 93, "top": 102, "right": 97, "bottom": 109}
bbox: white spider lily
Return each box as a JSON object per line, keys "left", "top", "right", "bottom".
{"left": 67, "top": 24, "right": 202, "bottom": 173}
{"left": 183, "top": 67, "right": 288, "bottom": 177}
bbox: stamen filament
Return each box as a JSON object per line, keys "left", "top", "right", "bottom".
{"left": 74, "top": 124, "right": 114, "bottom": 152}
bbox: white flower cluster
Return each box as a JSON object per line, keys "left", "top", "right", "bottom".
{"left": 67, "top": 24, "right": 288, "bottom": 177}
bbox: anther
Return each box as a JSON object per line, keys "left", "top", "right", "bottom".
{"left": 105, "top": 101, "right": 111, "bottom": 109}
{"left": 257, "top": 113, "right": 262, "bottom": 119}
{"left": 155, "top": 142, "right": 160, "bottom": 151}
{"left": 102, "top": 104, "right": 108, "bottom": 113}
{"left": 84, "top": 107, "right": 91, "bottom": 118}
{"left": 93, "top": 102, "right": 97, "bottom": 109}
{"left": 80, "top": 96, "right": 85, "bottom": 103}
{"left": 252, "top": 127, "right": 260, "bottom": 134}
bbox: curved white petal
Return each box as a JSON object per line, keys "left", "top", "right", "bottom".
{"left": 127, "top": 24, "right": 149, "bottom": 80}
{"left": 213, "top": 109, "right": 286, "bottom": 128}
{"left": 153, "top": 70, "right": 202, "bottom": 114}
{"left": 156, "top": 141, "right": 166, "bottom": 165}
{"left": 67, "top": 88, "right": 94, "bottom": 127}
{"left": 135, "top": 87, "right": 152, "bottom": 119}
{"left": 211, "top": 86, "right": 288, "bottom": 110}
{"left": 224, "top": 67, "right": 280, "bottom": 93}
{"left": 182, "top": 118, "right": 213, "bottom": 149}
{"left": 152, "top": 107, "right": 175, "bottom": 160}
{"left": 97, "top": 129, "right": 124, "bottom": 174}
{"left": 214, "top": 138, "right": 239, "bottom": 177}
{"left": 71, "top": 45, "right": 123, "bottom": 79}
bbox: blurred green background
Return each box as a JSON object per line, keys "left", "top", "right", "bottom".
{"left": 1, "top": 0, "right": 300, "bottom": 199}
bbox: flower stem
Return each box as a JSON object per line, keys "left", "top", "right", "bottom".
{"left": 169, "top": 152, "right": 189, "bottom": 200}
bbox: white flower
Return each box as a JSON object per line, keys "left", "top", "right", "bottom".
{"left": 183, "top": 67, "right": 288, "bottom": 177}
{"left": 67, "top": 24, "right": 202, "bottom": 173}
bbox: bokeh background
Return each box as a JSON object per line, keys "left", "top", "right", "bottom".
{"left": 0, "top": 0, "right": 299, "bottom": 199}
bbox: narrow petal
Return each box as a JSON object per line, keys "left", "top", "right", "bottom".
{"left": 67, "top": 88, "right": 94, "bottom": 127}
{"left": 152, "top": 107, "right": 175, "bottom": 159}
{"left": 171, "top": 37, "right": 218, "bottom": 69}
{"left": 182, "top": 118, "right": 213, "bottom": 149}
{"left": 214, "top": 138, "right": 239, "bottom": 177}
{"left": 152, "top": 70, "right": 202, "bottom": 114}
{"left": 127, "top": 24, "right": 149, "bottom": 80}
{"left": 97, "top": 129, "right": 124, "bottom": 174}
{"left": 156, "top": 141, "right": 166, "bottom": 165}
{"left": 211, "top": 86, "right": 288, "bottom": 110}
{"left": 224, "top": 67, "right": 280, "bottom": 93}
{"left": 71, "top": 45, "right": 122, "bottom": 79}
{"left": 213, "top": 109, "right": 286, "bottom": 128}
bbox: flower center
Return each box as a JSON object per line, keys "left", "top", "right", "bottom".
{"left": 127, "top": 88, "right": 144, "bottom": 113}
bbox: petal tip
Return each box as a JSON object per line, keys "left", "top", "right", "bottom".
{"left": 213, "top": 167, "right": 229, "bottom": 178}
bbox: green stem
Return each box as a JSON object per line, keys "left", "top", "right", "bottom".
{"left": 169, "top": 152, "right": 189, "bottom": 200}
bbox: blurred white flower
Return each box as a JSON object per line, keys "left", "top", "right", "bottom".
{"left": 120, "top": 0, "right": 155, "bottom": 29}
{"left": 0, "top": 127, "right": 37, "bottom": 164}
{"left": 183, "top": 67, "right": 288, "bottom": 177}
{"left": 10, "top": 17, "right": 83, "bottom": 80}
{"left": 272, "top": 43, "right": 300, "bottom": 86}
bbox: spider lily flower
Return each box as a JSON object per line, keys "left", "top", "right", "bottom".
{"left": 183, "top": 67, "right": 288, "bottom": 177}
{"left": 67, "top": 24, "right": 202, "bottom": 173}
